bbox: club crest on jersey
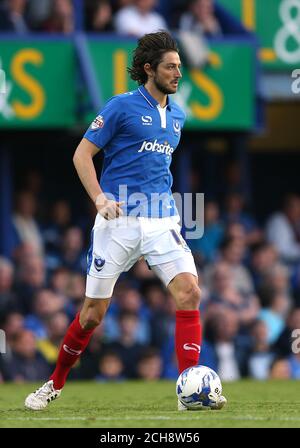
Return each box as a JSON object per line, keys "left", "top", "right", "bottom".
{"left": 90, "top": 115, "right": 104, "bottom": 130}
{"left": 94, "top": 256, "right": 105, "bottom": 271}
{"left": 141, "top": 115, "right": 152, "bottom": 125}
{"left": 173, "top": 119, "right": 181, "bottom": 134}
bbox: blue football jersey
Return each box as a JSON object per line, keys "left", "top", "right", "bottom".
{"left": 84, "top": 85, "right": 186, "bottom": 218}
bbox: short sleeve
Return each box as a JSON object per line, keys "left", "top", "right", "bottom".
{"left": 84, "top": 96, "right": 123, "bottom": 149}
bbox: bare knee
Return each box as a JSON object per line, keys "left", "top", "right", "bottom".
{"left": 176, "top": 283, "right": 201, "bottom": 310}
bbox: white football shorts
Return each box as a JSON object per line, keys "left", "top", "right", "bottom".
{"left": 85, "top": 214, "right": 197, "bottom": 298}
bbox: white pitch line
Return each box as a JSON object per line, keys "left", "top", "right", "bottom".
{"left": 2, "top": 415, "right": 300, "bottom": 422}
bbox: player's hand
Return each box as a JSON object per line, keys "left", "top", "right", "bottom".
{"left": 95, "top": 193, "right": 124, "bottom": 220}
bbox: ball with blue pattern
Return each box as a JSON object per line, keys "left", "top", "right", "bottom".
{"left": 176, "top": 365, "right": 222, "bottom": 410}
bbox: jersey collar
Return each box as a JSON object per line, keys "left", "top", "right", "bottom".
{"left": 138, "top": 85, "right": 172, "bottom": 111}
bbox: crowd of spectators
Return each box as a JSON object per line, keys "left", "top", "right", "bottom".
{"left": 0, "top": 0, "right": 243, "bottom": 38}
{"left": 1, "top": 185, "right": 300, "bottom": 384}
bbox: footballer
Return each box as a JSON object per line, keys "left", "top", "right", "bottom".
{"left": 25, "top": 31, "right": 226, "bottom": 411}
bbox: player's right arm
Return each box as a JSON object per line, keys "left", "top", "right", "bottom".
{"left": 73, "top": 138, "right": 123, "bottom": 220}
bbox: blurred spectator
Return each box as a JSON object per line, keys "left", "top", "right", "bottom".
{"left": 249, "top": 242, "right": 278, "bottom": 291}
{"left": 258, "top": 289, "right": 289, "bottom": 345}
{"left": 201, "top": 308, "right": 249, "bottom": 381}
{"left": 258, "top": 263, "right": 293, "bottom": 311}
{"left": 1, "top": 311, "right": 24, "bottom": 346}
{"left": 142, "top": 281, "right": 171, "bottom": 348}
{"left": 189, "top": 200, "right": 224, "bottom": 264}
{"left": 64, "top": 272, "right": 86, "bottom": 319}
{"left": 24, "top": 289, "right": 65, "bottom": 339}
{"left": 85, "top": 0, "right": 113, "bottom": 32}
{"left": 111, "top": 0, "right": 134, "bottom": 14}
{"left": 46, "top": 226, "right": 86, "bottom": 273}
{"left": 266, "top": 194, "right": 300, "bottom": 264}
{"left": 104, "top": 285, "right": 151, "bottom": 344}
{"left": 96, "top": 351, "right": 125, "bottom": 382}
{"left": 207, "top": 261, "right": 259, "bottom": 326}
{"left": 26, "top": 0, "right": 51, "bottom": 30}
{"left": 42, "top": 200, "right": 72, "bottom": 253}
{"left": 136, "top": 347, "right": 163, "bottom": 380}
{"left": 0, "top": 311, "right": 25, "bottom": 380}
{"left": 14, "top": 250, "right": 46, "bottom": 314}
{"left": 269, "top": 358, "right": 291, "bottom": 379}
{"left": 13, "top": 191, "right": 44, "bottom": 256}
{"left": 0, "top": 0, "right": 28, "bottom": 33}
{"left": 143, "top": 281, "right": 166, "bottom": 312}
{"left": 3, "top": 329, "right": 50, "bottom": 382}
{"left": 247, "top": 319, "right": 275, "bottom": 380}
{"left": 13, "top": 241, "right": 40, "bottom": 263}
{"left": 43, "top": 0, "right": 74, "bottom": 33}
{"left": 103, "top": 311, "right": 146, "bottom": 378}
{"left": 114, "top": 0, "right": 168, "bottom": 37}
{"left": 266, "top": 264, "right": 291, "bottom": 296}
{"left": 223, "top": 192, "right": 262, "bottom": 246}
{"left": 178, "top": 0, "right": 222, "bottom": 37}
{"left": 220, "top": 236, "right": 254, "bottom": 293}
{"left": 50, "top": 267, "right": 72, "bottom": 296}
{"left": 225, "top": 222, "right": 246, "bottom": 241}
{"left": 173, "top": 0, "right": 252, "bottom": 40}
{"left": 0, "top": 257, "right": 19, "bottom": 318}
{"left": 205, "top": 236, "right": 255, "bottom": 294}
{"left": 59, "top": 226, "right": 86, "bottom": 271}
{"left": 37, "top": 311, "right": 69, "bottom": 366}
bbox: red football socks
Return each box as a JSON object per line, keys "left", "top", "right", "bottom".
{"left": 50, "top": 313, "right": 95, "bottom": 389}
{"left": 175, "top": 310, "right": 202, "bottom": 374}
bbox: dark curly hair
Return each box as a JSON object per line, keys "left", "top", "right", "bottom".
{"left": 127, "top": 31, "right": 179, "bottom": 85}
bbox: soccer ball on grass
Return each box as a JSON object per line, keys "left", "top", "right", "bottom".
{"left": 176, "top": 365, "right": 223, "bottom": 410}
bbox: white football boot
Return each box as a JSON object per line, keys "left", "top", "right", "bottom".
{"left": 178, "top": 399, "right": 188, "bottom": 411}
{"left": 25, "top": 380, "right": 62, "bottom": 410}
{"left": 178, "top": 395, "right": 227, "bottom": 411}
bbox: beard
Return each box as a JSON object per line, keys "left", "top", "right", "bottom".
{"left": 153, "top": 76, "right": 176, "bottom": 95}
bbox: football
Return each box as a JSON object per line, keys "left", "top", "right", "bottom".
{"left": 176, "top": 365, "right": 223, "bottom": 410}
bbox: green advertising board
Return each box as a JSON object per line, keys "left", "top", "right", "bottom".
{"left": 218, "top": 0, "right": 300, "bottom": 69}
{"left": 0, "top": 38, "right": 255, "bottom": 130}
{"left": 0, "top": 40, "right": 76, "bottom": 127}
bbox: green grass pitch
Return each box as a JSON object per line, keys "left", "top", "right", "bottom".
{"left": 0, "top": 380, "right": 300, "bottom": 428}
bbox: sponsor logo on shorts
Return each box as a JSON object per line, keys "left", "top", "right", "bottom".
{"left": 183, "top": 343, "right": 201, "bottom": 353}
